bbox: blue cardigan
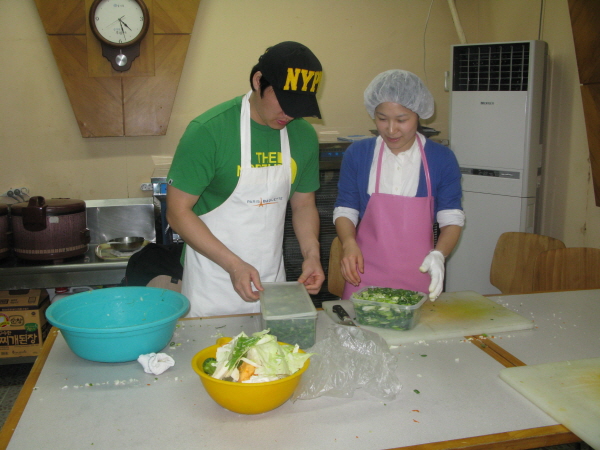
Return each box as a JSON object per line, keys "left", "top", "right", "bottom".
{"left": 334, "top": 137, "right": 463, "bottom": 220}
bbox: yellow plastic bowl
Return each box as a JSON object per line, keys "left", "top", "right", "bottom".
{"left": 191, "top": 337, "right": 310, "bottom": 414}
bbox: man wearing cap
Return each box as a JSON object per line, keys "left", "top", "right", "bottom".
{"left": 166, "top": 41, "right": 325, "bottom": 317}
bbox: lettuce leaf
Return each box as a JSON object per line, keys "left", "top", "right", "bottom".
{"left": 211, "top": 330, "right": 311, "bottom": 381}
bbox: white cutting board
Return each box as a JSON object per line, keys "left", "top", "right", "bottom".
{"left": 322, "top": 290, "right": 534, "bottom": 345}
{"left": 500, "top": 358, "right": 600, "bottom": 450}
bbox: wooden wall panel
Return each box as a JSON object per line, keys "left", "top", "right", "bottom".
{"left": 48, "top": 35, "right": 123, "bottom": 137}
{"left": 153, "top": 0, "right": 200, "bottom": 34}
{"left": 580, "top": 85, "right": 600, "bottom": 203}
{"left": 36, "top": 0, "right": 200, "bottom": 137}
{"left": 568, "top": 0, "right": 600, "bottom": 84}
{"left": 123, "top": 34, "right": 191, "bottom": 136}
{"left": 34, "top": 0, "right": 85, "bottom": 35}
{"left": 569, "top": 0, "right": 600, "bottom": 206}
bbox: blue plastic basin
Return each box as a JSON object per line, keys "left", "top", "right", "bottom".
{"left": 46, "top": 287, "right": 189, "bottom": 362}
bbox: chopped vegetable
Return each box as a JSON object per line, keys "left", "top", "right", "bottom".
{"left": 352, "top": 287, "right": 425, "bottom": 330}
{"left": 202, "top": 357, "right": 217, "bottom": 375}
{"left": 226, "top": 334, "right": 263, "bottom": 370}
{"left": 353, "top": 287, "right": 423, "bottom": 305}
{"left": 210, "top": 330, "right": 312, "bottom": 383}
{"left": 264, "top": 318, "right": 315, "bottom": 349}
{"left": 237, "top": 361, "right": 256, "bottom": 381}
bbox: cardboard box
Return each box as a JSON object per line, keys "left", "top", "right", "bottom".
{"left": 0, "top": 289, "right": 51, "bottom": 358}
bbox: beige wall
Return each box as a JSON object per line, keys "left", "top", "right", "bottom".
{"left": 0, "top": 0, "right": 598, "bottom": 248}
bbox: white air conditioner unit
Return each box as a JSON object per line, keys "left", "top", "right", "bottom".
{"left": 445, "top": 40, "right": 548, "bottom": 295}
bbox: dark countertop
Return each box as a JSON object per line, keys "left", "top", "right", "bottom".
{"left": 0, "top": 245, "right": 127, "bottom": 290}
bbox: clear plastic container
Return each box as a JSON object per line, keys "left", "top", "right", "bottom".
{"left": 259, "top": 282, "right": 317, "bottom": 349}
{"left": 350, "top": 287, "right": 428, "bottom": 331}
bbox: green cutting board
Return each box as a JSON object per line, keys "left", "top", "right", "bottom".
{"left": 500, "top": 358, "right": 600, "bottom": 449}
{"left": 322, "top": 290, "right": 534, "bottom": 345}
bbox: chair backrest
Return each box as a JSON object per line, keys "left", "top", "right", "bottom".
{"left": 490, "top": 232, "right": 566, "bottom": 294}
{"left": 146, "top": 275, "right": 182, "bottom": 293}
{"left": 327, "top": 236, "right": 344, "bottom": 298}
{"left": 532, "top": 247, "right": 600, "bottom": 292}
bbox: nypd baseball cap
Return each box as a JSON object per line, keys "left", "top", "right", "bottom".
{"left": 256, "top": 41, "right": 323, "bottom": 119}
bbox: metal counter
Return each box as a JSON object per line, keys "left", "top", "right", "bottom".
{"left": 0, "top": 245, "right": 127, "bottom": 290}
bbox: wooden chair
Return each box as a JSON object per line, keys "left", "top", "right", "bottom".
{"left": 146, "top": 275, "right": 182, "bottom": 293}
{"left": 327, "top": 237, "right": 344, "bottom": 298}
{"left": 532, "top": 247, "right": 600, "bottom": 292}
{"left": 490, "top": 232, "right": 566, "bottom": 294}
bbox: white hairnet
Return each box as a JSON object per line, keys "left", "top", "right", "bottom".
{"left": 364, "top": 69, "right": 434, "bottom": 119}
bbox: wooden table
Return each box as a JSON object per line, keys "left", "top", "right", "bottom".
{"left": 2, "top": 289, "right": 598, "bottom": 450}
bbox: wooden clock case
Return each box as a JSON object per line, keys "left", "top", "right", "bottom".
{"left": 35, "top": 0, "right": 201, "bottom": 137}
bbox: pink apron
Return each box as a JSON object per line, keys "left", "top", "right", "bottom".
{"left": 342, "top": 136, "right": 434, "bottom": 299}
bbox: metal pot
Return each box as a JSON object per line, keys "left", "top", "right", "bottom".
{"left": 0, "top": 203, "right": 8, "bottom": 260}
{"left": 106, "top": 236, "right": 145, "bottom": 252}
{"left": 10, "top": 196, "right": 90, "bottom": 261}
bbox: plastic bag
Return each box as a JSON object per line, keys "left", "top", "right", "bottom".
{"left": 291, "top": 325, "right": 402, "bottom": 401}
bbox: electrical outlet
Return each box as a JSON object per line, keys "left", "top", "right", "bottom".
{"left": 2, "top": 187, "right": 29, "bottom": 198}
{"left": 140, "top": 183, "right": 153, "bottom": 191}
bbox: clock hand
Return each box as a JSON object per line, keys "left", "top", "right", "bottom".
{"left": 119, "top": 19, "right": 127, "bottom": 41}
{"left": 103, "top": 15, "right": 126, "bottom": 30}
{"left": 120, "top": 18, "right": 133, "bottom": 31}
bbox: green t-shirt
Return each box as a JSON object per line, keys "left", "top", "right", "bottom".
{"left": 168, "top": 95, "right": 320, "bottom": 216}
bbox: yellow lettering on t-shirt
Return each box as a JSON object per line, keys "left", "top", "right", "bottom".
{"left": 236, "top": 156, "right": 297, "bottom": 183}
{"left": 255, "top": 152, "right": 282, "bottom": 164}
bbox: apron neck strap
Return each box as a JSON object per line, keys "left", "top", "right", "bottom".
{"left": 240, "top": 91, "right": 252, "bottom": 168}
{"left": 240, "top": 91, "right": 290, "bottom": 169}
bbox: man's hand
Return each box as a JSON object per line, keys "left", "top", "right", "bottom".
{"left": 297, "top": 256, "right": 325, "bottom": 294}
{"left": 227, "top": 259, "right": 263, "bottom": 302}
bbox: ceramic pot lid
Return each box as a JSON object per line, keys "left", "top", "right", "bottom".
{"left": 10, "top": 197, "right": 86, "bottom": 216}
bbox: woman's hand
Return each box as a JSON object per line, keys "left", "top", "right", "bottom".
{"left": 340, "top": 240, "right": 364, "bottom": 286}
{"left": 419, "top": 250, "right": 445, "bottom": 301}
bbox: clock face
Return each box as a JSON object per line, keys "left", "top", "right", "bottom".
{"left": 91, "top": 0, "right": 148, "bottom": 46}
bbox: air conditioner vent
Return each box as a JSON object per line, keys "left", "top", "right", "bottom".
{"left": 453, "top": 42, "right": 531, "bottom": 91}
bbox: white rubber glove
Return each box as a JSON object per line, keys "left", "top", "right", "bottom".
{"left": 419, "top": 250, "right": 445, "bottom": 301}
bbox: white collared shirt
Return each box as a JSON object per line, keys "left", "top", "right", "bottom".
{"left": 367, "top": 135, "right": 421, "bottom": 197}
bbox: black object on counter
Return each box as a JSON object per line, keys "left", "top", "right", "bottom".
{"left": 125, "top": 243, "right": 184, "bottom": 287}
{"left": 0, "top": 203, "right": 8, "bottom": 260}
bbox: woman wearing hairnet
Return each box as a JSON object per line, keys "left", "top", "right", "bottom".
{"left": 334, "top": 70, "right": 464, "bottom": 301}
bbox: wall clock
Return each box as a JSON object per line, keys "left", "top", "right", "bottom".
{"left": 89, "top": 0, "right": 150, "bottom": 71}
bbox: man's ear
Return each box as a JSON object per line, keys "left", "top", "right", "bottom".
{"left": 251, "top": 71, "right": 262, "bottom": 91}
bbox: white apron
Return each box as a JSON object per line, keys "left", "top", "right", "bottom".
{"left": 182, "top": 91, "right": 291, "bottom": 317}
